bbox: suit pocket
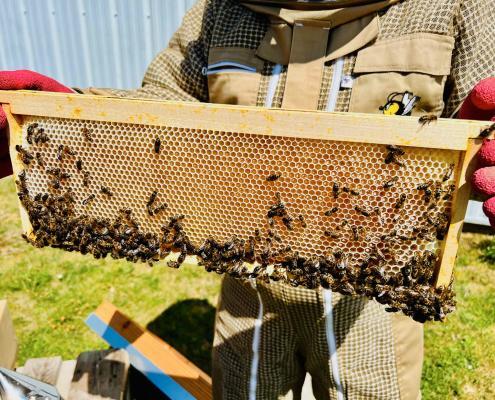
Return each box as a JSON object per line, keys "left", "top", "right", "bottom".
{"left": 206, "top": 47, "right": 264, "bottom": 106}
{"left": 349, "top": 33, "right": 455, "bottom": 116}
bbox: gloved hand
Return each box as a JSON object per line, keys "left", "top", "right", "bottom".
{"left": 460, "top": 78, "right": 495, "bottom": 225}
{"left": 0, "top": 70, "right": 73, "bottom": 179}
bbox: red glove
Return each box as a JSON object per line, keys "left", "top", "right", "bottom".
{"left": 461, "top": 78, "right": 495, "bottom": 225}
{"left": 0, "top": 70, "right": 73, "bottom": 179}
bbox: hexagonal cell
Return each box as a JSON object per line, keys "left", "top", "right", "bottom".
{"left": 16, "top": 115, "right": 460, "bottom": 282}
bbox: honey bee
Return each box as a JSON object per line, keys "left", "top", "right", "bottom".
{"left": 266, "top": 173, "right": 281, "bottom": 182}
{"left": 282, "top": 215, "right": 294, "bottom": 230}
{"left": 34, "top": 128, "right": 49, "bottom": 144}
{"left": 82, "top": 194, "right": 96, "bottom": 205}
{"left": 380, "top": 229, "right": 397, "bottom": 242}
{"left": 46, "top": 167, "right": 60, "bottom": 176}
{"left": 435, "top": 219, "right": 450, "bottom": 240}
{"left": 417, "top": 180, "right": 433, "bottom": 191}
{"left": 15, "top": 145, "right": 34, "bottom": 165}
{"left": 386, "top": 145, "right": 405, "bottom": 156}
{"left": 351, "top": 225, "right": 366, "bottom": 241}
{"left": 267, "top": 229, "right": 282, "bottom": 242}
{"left": 394, "top": 194, "right": 407, "bottom": 209}
{"left": 414, "top": 227, "right": 434, "bottom": 241}
{"left": 153, "top": 203, "right": 168, "bottom": 215}
{"left": 267, "top": 195, "right": 286, "bottom": 218}
{"left": 26, "top": 123, "right": 38, "bottom": 144}
{"left": 374, "top": 207, "right": 384, "bottom": 225}
{"left": 385, "top": 145, "right": 406, "bottom": 167}
{"left": 297, "top": 214, "right": 307, "bottom": 228}
{"left": 324, "top": 207, "right": 339, "bottom": 217}
{"left": 332, "top": 182, "right": 340, "bottom": 199}
{"left": 35, "top": 152, "right": 45, "bottom": 167}
{"left": 442, "top": 164, "right": 455, "bottom": 182}
{"left": 56, "top": 145, "right": 64, "bottom": 161}
{"left": 479, "top": 123, "right": 495, "bottom": 138}
{"left": 343, "top": 186, "right": 360, "bottom": 196}
{"left": 82, "top": 127, "right": 93, "bottom": 142}
{"left": 82, "top": 171, "right": 91, "bottom": 187}
{"left": 423, "top": 188, "right": 433, "bottom": 203}
{"left": 324, "top": 229, "right": 341, "bottom": 239}
{"left": 48, "top": 176, "right": 61, "bottom": 191}
{"left": 418, "top": 114, "right": 438, "bottom": 126}
{"left": 355, "top": 206, "right": 372, "bottom": 217}
{"left": 443, "top": 184, "right": 456, "bottom": 201}
{"left": 76, "top": 159, "right": 83, "bottom": 171}
{"left": 100, "top": 186, "right": 114, "bottom": 197}
{"left": 154, "top": 137, "right": 161, "bottom": 154}
{"left": 254, "top": 228, "right": 261, "bottom": 241}
{"left": 335, "top": 252, "right": 350, "bottom": 272}
{"left": 15, "top": 171, "right": 28, "bottom": 196}
{"left": 169, "top": 214, "right": 185, "bottom": 224}
{"left": 434, "top": 186, "right": 443, "bottom": 201}
{"left": 383, "top": 176, "right": 399, "bottom": 189}
{"left": 147, "top": 190, "right": 158, "bottom": 215}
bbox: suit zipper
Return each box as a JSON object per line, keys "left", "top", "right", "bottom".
{"left": 324, "top": 56, "right": 346, "bottom": 400}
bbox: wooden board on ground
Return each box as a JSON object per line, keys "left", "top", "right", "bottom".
{"left": 56, "top": 360, "right": 77, "bottom": 399}
{"left": 0, "top": 300, "right": 17, "bottom": 369}
{"left": 69, "top": 349, "right": 129, "bottom": 400}
{"left": 86, "top": 301, "right": 212, "bottom": 400}
{"left": 20, "top": 356, "right": 62, "bottom": 385}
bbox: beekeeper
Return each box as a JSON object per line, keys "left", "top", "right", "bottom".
{"left": 0, "top": 0, "right": 494, "bottom": 399}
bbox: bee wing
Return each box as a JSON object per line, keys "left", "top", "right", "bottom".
{"left": 403, "top": 95, "right": 421, "bottom": 115}
{"left": 402, "top": 91, "right": 411, "bottom": 105}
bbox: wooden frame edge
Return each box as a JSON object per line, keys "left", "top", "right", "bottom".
{"left": 0, "top": 90, "right": 488, "bottom": 151}
{"left": 2, "top": 104, "right": 34, "bottom": 240}
{"left": 435, "top": 138, "right": 482, "bottom": 287}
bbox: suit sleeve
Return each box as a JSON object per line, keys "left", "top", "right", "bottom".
{"left": 443, "top": 0, "right": 495, "bottom": 117}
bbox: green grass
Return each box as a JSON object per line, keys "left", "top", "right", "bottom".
{"left": 1, "top": 176, "right": 495, "bottom": 399}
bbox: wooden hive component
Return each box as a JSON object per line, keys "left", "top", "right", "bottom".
{"left": 0, "top": 91, "right": 489, "bottom": 321}
{"left": 0, "top": 300, "right": 17, "bottom": 369}
{"left": 86, "top": 302, "right": 212, "bottom": 400}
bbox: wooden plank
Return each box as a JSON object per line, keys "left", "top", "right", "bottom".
{"left": 0, "top": 300, "right": 17, "bottom": 368}
{"left": 86, "top": 302, "right": 212, "bottom": 400}
{"left": 55, "top": 360, "right": 77, "bottom": 400}
{"left": 22, "top": 356, "right": 62, "bottom": 385}
{"left": 436, "top": 138, "right": 482, "bottom": 287}
{"left": 0, "top": 90, "right": 488, "bottom": 151}
{"left": 2, "top": 105, "right": 34, "bottom": 239}
{"left": 69, "top": 350, "right": 129, "bottom": 400}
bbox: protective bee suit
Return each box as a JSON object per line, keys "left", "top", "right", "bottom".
{"left": 80, "top": 0, "right": 495, "bottom": 398}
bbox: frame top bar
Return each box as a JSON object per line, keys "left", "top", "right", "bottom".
{"left": 0, "top": 90, "right": 487, "bottom": 151}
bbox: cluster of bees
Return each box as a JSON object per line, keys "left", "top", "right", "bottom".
{"left": 14, "top": 122, "right": 459, "bottom": 322}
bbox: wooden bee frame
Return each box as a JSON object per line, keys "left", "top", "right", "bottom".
{"left": 0, "top": 91, "right": 487, "bottom": 292}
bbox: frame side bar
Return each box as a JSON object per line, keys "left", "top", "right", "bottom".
{"left": 435, "top": 138, "right": 481, "bottom": 287}
{"left": 2, "top": 104, "right": 34, "bottom": 239}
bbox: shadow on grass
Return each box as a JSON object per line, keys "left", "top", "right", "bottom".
{"left": 475, "top": 238, "right": 495, "bottom": 265}
{"left": 146, "top": 299, "right": 216, "bottom": 375}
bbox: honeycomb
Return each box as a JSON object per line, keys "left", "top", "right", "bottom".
{"left": 19, "top": 115, "right": 458, "bottom": 266}
{"left": 14, "top": 115, "right": 461, "bottom": 321}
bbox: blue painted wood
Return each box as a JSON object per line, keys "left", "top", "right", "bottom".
{"left": 85, "top": 313, "right": 196, "bottom": 400}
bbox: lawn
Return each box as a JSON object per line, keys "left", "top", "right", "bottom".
{"left": 1, "top": 175, "right": 494, "bottom": 399}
